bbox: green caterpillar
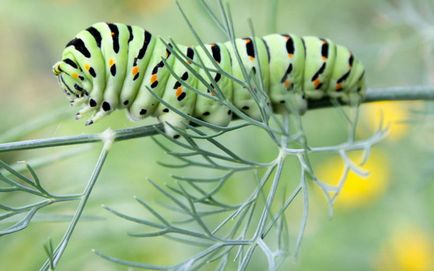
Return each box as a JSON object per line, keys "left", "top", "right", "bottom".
{"left": 53, "top": 22, "right": 366, "bottom": 138}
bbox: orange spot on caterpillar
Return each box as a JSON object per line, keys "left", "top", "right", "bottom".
{"left": 108, "top": 58, "right": 115, "bottom": 66}
{"left": 288, "top": 53, "right": 293, "bottom": 58}
{"left": 248, "top": 56, "right": 255, "bottom": 61}
{"left": 175, "top": 87, "right": 183, "bottom": 97}
{"left": 208, "top": 88, "right": 216, "bottom": 96}
{"left": 131, "top": 66, "right": 139, "bottom": 76}
{"left": 313, "top": 79, "right": 321, "bottom": 89}
{"left": 111, "top": 32, "right": 115, "bottom": 36}
{"left": 84, "top": 64, "right": 91, "bottom": 71}
{"left": 283, "top": 80, "right": 292, "bottom": 89}
{"left": 245, "top": 39, "right": 252, "bottom": 44}
{"left": 72, "top": 73, "right": 79, "bottom": 79}
{"left": 336, "top": 83, "right": 343, "bottom": 91}
{"left": 322, "top": 56, "right": 328, "bottom": 61}
{"left": 150, "top": 74, "right": 158, "bottom": 84}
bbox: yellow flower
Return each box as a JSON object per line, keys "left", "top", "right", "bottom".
{"left": 315, "top": 150, "right": 389, "bottom": 209}
{"left": 364, "top": 101, "right": 412, "bottom": 140}
{"left": 376, "top": 227, "right": 434, "bottom": 271}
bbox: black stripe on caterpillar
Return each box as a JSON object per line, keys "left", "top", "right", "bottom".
{"left": 52, "top": 22, "right": 366, "bottom": 138}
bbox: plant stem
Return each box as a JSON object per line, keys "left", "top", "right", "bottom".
{"left": 364, "top": 85, "right": 434, "bottom": 101}
{"left": 308, "top": 85, "right": 434, "bottom": 109}
{"left": 39, "top": 142, "right": 111, "bottom": 271}
{"left": 0, "top": 124, "right": 163, "bottom": 152}
{"left": 0, "top": 85, "right": 433, "bottom": 153}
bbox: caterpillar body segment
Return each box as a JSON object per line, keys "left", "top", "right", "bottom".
{"left": 194, "top": 43, "right": 233, "bottom": 127}
{"left": 263, "top": 34, "right": 306, "bottom": 113}
{"left": 224, "top": 37, "right": 271, "bottom": 121}
{"left": 53, "top": 22, "right": 366, "bottom": 138}
{"left": 128, "top": 37, "right": 173, "bottom": 122}
{"left": 155, "top": 44, "right": 199, "bottom": 137}
{"left": 302, "top": 37, "right": 335, "bottom": 99}
{"left": 120, "top": 26, "right": 156, "bottom": 111}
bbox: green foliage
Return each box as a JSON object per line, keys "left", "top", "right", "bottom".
{"left": 0, "top": 0, "right": 433, "bottom": 271}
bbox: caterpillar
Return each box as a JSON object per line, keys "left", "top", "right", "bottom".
{"left": 53, "top": 22, "right": 366, "bottom": 138}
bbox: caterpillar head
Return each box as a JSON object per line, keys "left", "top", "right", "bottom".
{"left": 52, "top": 59, "right": 91, "bottom": 108}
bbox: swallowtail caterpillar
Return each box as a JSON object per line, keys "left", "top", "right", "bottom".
{"left": 53, "top": 22, "right": 366, "bottom": 138}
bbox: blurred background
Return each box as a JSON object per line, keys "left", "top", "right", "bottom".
{"left": 0, "top": 0, "right": 433, "bottom": 270}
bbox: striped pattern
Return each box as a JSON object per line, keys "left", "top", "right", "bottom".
{"left": 53, "top": 22, "right": 366, "bottom": 138}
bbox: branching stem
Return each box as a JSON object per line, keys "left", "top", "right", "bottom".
{"left": 0, "top": 86, "right": 432, "bottom": 154}
{"left": 39, "top": 137, "right": 112, "bottom": 271}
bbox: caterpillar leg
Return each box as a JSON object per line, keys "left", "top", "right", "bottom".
{"left": 75, "top": 105, "right": 93, "bottom": 120}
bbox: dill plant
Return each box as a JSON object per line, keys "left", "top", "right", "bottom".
{"left": 0, "top": 0, "right": 434, "bottom": 270}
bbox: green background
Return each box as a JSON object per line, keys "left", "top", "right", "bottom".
{"left": 0, "top": 0, "right": 433, "bottom": 270}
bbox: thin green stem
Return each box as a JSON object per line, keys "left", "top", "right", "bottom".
{"left": 0, "top": 124, "right": 162, "bottom": 153}
{"left": 268, "top": 0, "right": 280, "bottom": 33}
{"left": 39, "top": 139, "right": 112, "bottom": 271}
{"left": 308, "top": 85, "right": 434, "bottom": 109}
{"left": 0, "top": 86, "right": 431, "bottom": 154}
